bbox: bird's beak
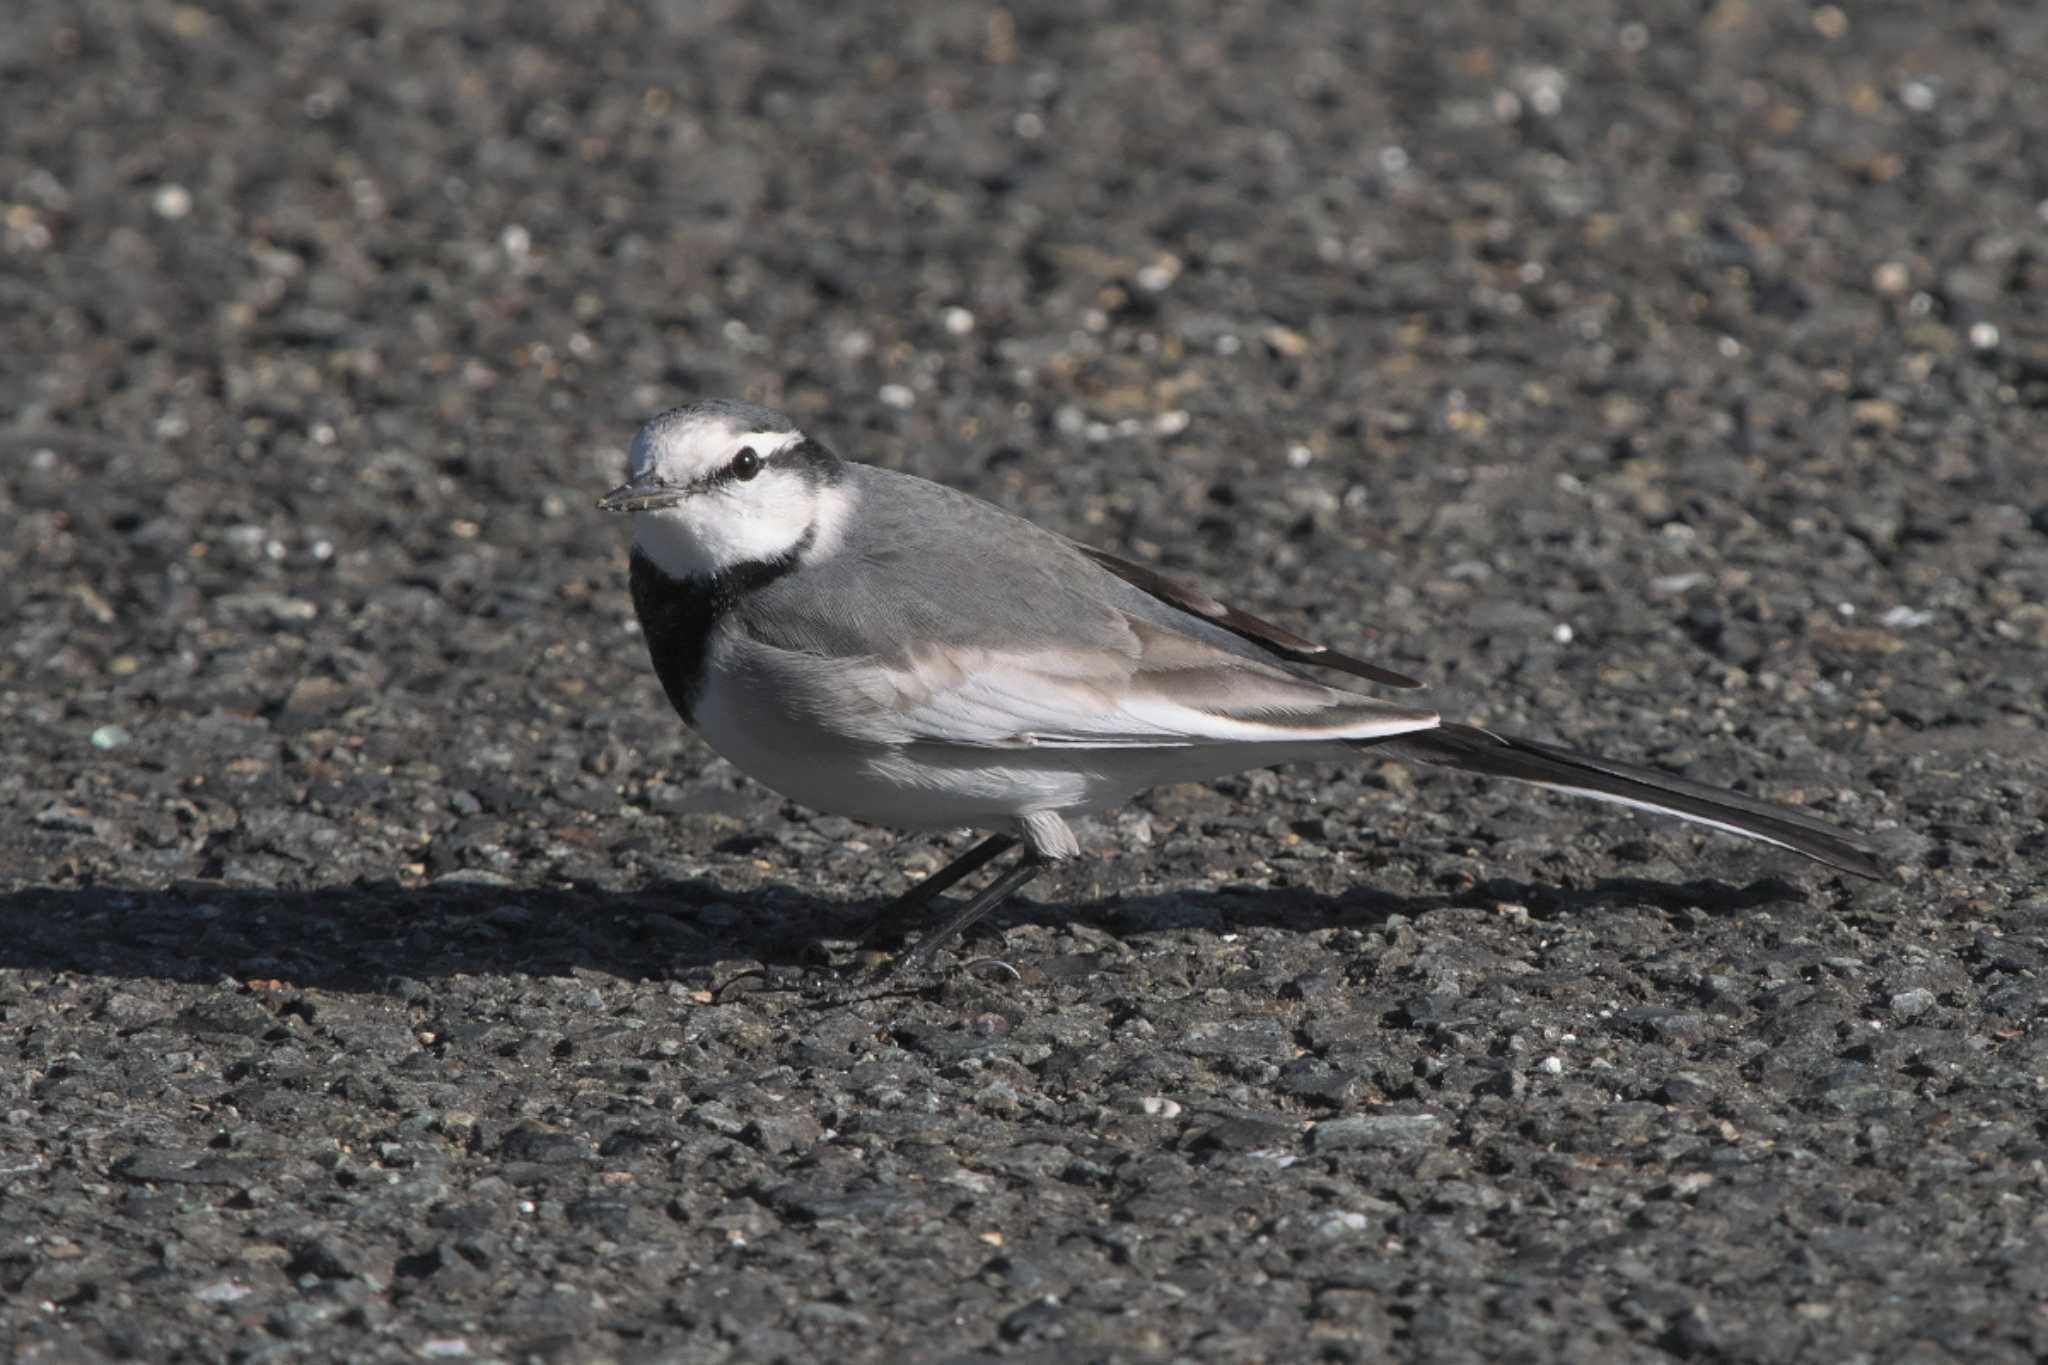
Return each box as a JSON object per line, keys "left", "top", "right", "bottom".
{"left": 598, "top": 472, "right": 689, "bottom": 513}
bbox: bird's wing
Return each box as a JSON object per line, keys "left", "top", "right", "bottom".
{"left": 728, "top": 610, "right": 1438, "bottom": 751}
{"left": 726, "top": 464, "right": 1437, "bottom": 749}
{"left": 841, "top": 616, "right": 1439, "bottom": 749}
{"left": 1073, "top": 543, "right": 1425, "bottom": 689}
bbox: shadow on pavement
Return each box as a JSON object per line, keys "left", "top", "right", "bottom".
{"left": 0, "top": 871, "right": 1813, "bottom": 994}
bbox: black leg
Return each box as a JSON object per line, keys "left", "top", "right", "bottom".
{"left": 892, "top": 834, "right": 1019, "bottom": 913}
{"left": 858, "top": 833, "right": 1018, "bottom": 948}
{"left": 883, "top": 851, "right": 1046, "bottom": 979}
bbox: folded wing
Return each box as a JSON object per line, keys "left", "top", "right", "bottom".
{"left": 851, "top": 616, "right": 1437, "bottom": 749}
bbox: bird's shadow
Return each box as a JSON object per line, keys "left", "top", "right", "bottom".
{"left": 0, "top": 870, "right": 1810, "bottom": 994}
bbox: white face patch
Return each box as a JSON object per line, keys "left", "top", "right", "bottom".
{"left": 625, "top": 412, "right": 854, "bottom": 580}
{"left": 629, "top": 422, "right": 803, "bottom": 486}
{"left": 805, "top": 477, "right": 858, "bottom": 561}
{"left": 633, "top": 465, "right": 819, "bottom": 579}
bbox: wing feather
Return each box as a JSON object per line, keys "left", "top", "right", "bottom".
{"left": 1074, "top": 543, "right": 1425, "bottom": 689}
{"left": 799, "top": 620, "right": 1436, "bottom": 751}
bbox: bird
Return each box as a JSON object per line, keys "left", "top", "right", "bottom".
{"left": 599, "top": 399, "right": 1886, "bottom": 975}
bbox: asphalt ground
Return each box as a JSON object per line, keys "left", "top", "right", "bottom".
{"left": 4, "top": 1, "right": 2047, "bottom": 1361}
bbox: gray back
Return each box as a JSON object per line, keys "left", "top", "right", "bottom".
{"left": 733, "top": 464, "right": 1322, "bottom": 678}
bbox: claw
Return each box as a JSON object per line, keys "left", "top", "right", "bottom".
{"left": 711, "top": 966, "right": 810, "bottom": 1001}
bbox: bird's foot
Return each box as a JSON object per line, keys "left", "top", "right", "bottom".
{"left": 709, "top": 963, "right": 822, "bottom": 1002}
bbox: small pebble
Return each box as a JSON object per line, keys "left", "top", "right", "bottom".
{"left": 1889, "top": 988, "right": 1936, "bottom": 1019}
{"left": 91, "top": 724, "right": 130, "bottom": 750}
{"left": 192, "top": 1280, "right": 251, "bottom": 1304}
{"left": 153, "top": 184, "right": 193, "bottom": 219}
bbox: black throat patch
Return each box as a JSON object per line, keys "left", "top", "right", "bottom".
{"left": 628, "top": 532, "right": 809, "bottom": 724}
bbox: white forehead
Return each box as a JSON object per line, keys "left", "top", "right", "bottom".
{"left": 628, "top": 412, "right": 801, "bottom": 482}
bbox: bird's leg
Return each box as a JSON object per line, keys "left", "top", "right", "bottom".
{"left": 888, "top": 833, "right": 1020, "bottom": 913}
{"left": 881, "top": 849, "right": 1047, "bottom": 979}
{"left": 857, "top": 833, "right": 1018, "bottom": 948}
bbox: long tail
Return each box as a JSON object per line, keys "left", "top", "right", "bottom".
{"left": 1366, "top": 722, "right": 1887, "bottom": 880}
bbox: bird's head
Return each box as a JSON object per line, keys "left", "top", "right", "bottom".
{"left": 601, "top": 399, "right": 850, "bottom": 579}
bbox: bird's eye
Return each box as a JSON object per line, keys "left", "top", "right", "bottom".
{"left": 731, "top": 447, "right": 762, "bottom": 481}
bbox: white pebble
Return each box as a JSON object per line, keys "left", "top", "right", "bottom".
{"left": 877, "top": 383, "right": 915, "bottom": 409}
{"left": 1540, "top": 1056, "right": 1564, "bottom": 1075}
{"left": 1136, "top": 261, "right": 1179, "bottom": 292}
{"left": 1154, "top": 409, "right": 1190, "bottom": 436}
{"left": 1880, "top": 605, "right": 1934, "bottom": 629}
{"left": 1552, "top": 622, "right": 1574, "bottom": 645}
{"left": 1520, "top": 67, "right": 1567, "bottom": 117}
{"left": 1317, "top": 1211, "right": 1372, "bottom": 1238}
{"left": 192, "top": 1280, "right": 251, "bottom": 1304}
{"left": 943, "top": 307, "right": 975, "bottom": 336}
{"left": 1969, "top": 321, "right": 2000, "bottom": 350}
{"left": 152, "top": 184, "right": 192, "bottom": 219}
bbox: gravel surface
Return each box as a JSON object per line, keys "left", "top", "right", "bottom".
{"left": 5, "top": 1, "right": 2047, "bottom": 1361}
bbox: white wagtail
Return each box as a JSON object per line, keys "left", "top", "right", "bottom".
{"left": 600, "top": 400, "right": 1885, "bottom": 971}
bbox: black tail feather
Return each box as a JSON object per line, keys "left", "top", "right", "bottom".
{"left": 1365, "top": 722, "right": 1887, "bottom": 881}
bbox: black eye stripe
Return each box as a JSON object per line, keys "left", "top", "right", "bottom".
{"left": 695, "top": 445, "right": 770, "bottom": 491}
{"left": 676, "top": 434, "right": 838, "bottom": 494}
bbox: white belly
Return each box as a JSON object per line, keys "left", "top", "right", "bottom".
{"left": 690, "top": 648, "right": 1349, "bottom": 833}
